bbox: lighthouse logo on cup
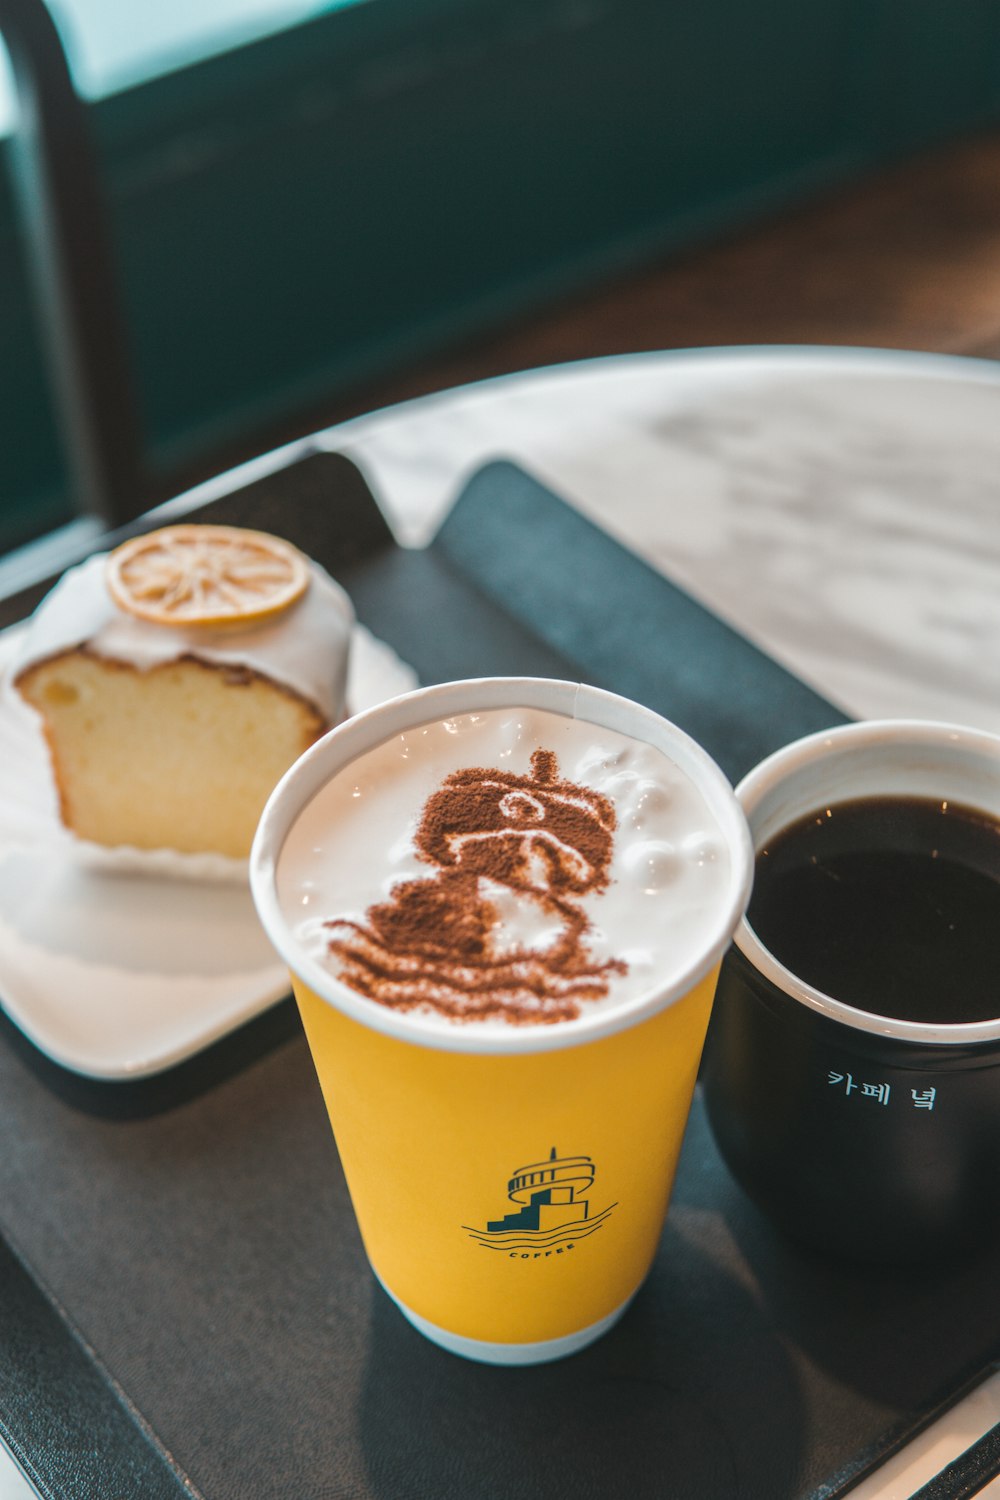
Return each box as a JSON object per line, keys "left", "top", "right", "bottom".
{"left": 464, "top": 1148, "right": 617, "bottom": 1257}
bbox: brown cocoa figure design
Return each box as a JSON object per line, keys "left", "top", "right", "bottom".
{"left": 325, "top": 748, "right": 627, "bottom": 1022}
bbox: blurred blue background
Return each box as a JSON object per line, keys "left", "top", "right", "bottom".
{"left": 2, "top": 0, "right": 999, "bottom": 553}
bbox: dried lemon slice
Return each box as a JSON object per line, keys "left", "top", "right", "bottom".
{"left": 106, "top": 524, "right": 309, "bottom": 628}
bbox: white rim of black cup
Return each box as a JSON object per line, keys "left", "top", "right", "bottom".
{"left": 733, "top": 719, "right": 1000, "bottom": 1047}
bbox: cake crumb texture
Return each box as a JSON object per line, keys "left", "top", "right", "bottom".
{"left": 16, "top": 649, "right": 325, "bottom": 858}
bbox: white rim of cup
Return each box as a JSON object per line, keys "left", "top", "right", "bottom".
{"left": 250, "top": 677, "right": 754, "bottom": 1055}
{"left": 734, "top": 718, "right": 1000, "bottom": 1047}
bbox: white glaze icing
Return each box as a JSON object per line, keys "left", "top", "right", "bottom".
{"left": 10, "top": 553, "right": 354, "bottom": 723}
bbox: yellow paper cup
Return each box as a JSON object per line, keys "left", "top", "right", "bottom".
{"left": 250, "top": 679, "right": 752, "bottom": 1364}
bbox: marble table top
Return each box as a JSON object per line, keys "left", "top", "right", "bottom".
{"left": 316, "top": 345, "right": 1000, "bottom": 739}
{"left": 2, "top": 346, "right": 999, "bottom": 1500}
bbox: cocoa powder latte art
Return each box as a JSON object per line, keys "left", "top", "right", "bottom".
{"left": 277, "top": 706, "right": 732, "bottom": 1027}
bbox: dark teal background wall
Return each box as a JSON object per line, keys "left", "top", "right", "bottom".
{"left": 2, "top": 0, "right": 1000, "bottom": 550}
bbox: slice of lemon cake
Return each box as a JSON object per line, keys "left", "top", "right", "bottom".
{"left": 12, "top": 524, "right": 353, "bottom": 858}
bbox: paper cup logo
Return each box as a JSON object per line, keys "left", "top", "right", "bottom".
{"left": 464, "top": 1148, "right": 617, "bottom": 1257}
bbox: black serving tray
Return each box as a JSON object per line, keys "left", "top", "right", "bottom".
{"left": 0, "top": 452, "right": 997, "bottom": 1500}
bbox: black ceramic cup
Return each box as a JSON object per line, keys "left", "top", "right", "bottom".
{"left": 702, "top": 720, "right": 1000, "bottom": 1262}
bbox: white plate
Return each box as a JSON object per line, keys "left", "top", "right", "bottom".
{"left": 0, "top": 624, "right": 417, "bottom": 1079}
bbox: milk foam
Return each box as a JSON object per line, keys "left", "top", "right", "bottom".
{"left": 277, "top": 705, "right": 732, "bottom": 1029}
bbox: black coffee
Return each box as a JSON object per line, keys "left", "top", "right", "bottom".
{"left": 747, "top": 795, "right": 1000, "bottom": 1024}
